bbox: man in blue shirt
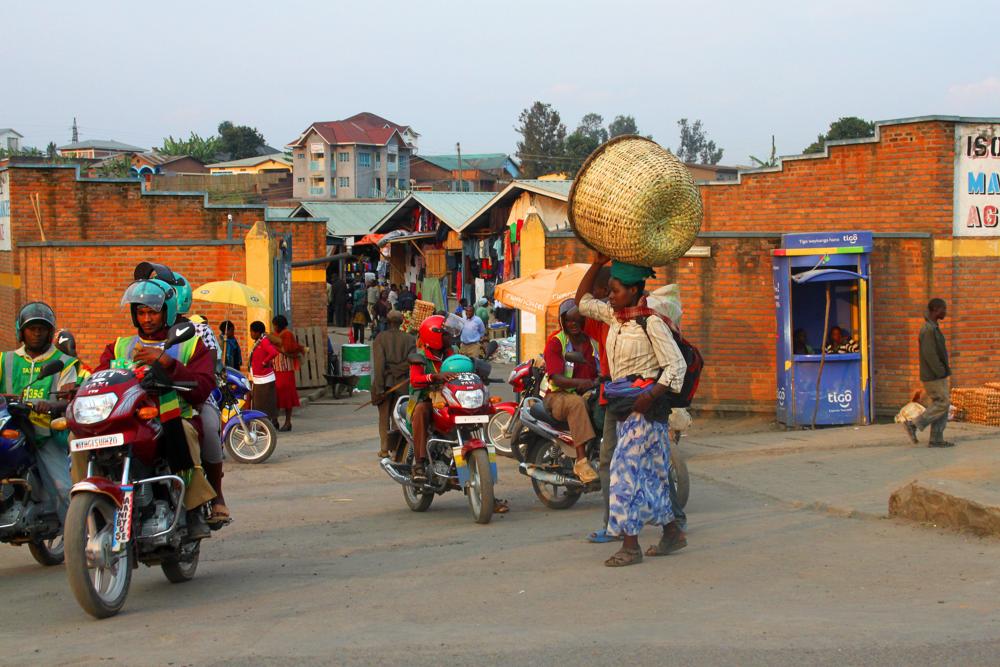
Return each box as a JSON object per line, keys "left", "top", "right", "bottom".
{"left": 458, "top": 303, "right": 486, "bottom": 358}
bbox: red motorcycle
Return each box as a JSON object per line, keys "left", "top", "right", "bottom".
{"left": 60, "top": 323, "right": 212, "bottom": 619}
{"left": 380, "top": 354, "right": 499, "bottom": 524}
{"left": 486, "top": 358, "right": 545, "bottom": 460}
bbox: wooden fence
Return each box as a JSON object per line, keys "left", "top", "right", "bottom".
{"left": 294, "top": 326, "right": 328, "bottom": 388}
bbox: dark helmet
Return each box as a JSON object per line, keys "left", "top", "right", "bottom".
{"left": 16, "top": 302, "right": 56, "bottom": 343}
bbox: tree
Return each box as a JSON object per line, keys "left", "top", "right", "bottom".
{"left": 608, "top": 115, "right": 640, "bottom": 139}
{"left": 676, "top": 118, "right": 724, "bottom": 164}
{"left": 749, "top": 135, "right": 778, "bottom": 168}
{"left": 803, "top": 116, "right": 875, "bottom": 154}
{"left": 564, "top": 112, "right": 609, "bottom": 176}
{"left": 515, "top": 102, "right": 567, "bottom": 178}
{"left": 46, "top": 142, "right": 57, "bottom": 159}
{"left": 217, "top": 121, "right": 267, "bottom": 160}
{"left": 159, "top": 132, "right": 223, "bottom": 162}
{"left": 95, "top": 155, "right": 134, "bottom": 178}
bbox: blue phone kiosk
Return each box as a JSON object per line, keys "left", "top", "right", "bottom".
{"left": 772, "top": 231, "right": 874, "bottom": 427}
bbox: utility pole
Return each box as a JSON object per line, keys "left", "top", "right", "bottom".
{"left": 71, "top": 117, "right": 78, "bottom": 143}
{"left": 456, "top": 142, "right": 463, "bottom": 192}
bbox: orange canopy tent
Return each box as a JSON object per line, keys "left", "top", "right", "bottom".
{"left": 493, "top": 263, "right": 590, "bottom": 315}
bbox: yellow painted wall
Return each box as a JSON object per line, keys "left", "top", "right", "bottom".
{"left": 518, "top": 214, "right": 547, "bottom": 361}
{"left": 244, "top": 221, "right": 276, "bottom": 338}
{"left": 210, "top": 159, "right": 291, "bottom": 175}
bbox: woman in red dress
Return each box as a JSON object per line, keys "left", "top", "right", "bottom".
{"left": 269, "top": 315, "right": 304, "bottom": 431}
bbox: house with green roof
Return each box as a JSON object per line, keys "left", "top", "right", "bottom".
{"left": 410, "top": 153, "right": 519, "bottom": 192}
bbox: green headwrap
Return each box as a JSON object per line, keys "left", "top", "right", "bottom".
{"left": 610, "top": 261, "right": 655, "bottom": 286}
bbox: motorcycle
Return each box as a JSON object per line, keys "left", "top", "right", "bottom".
{"left": 379, "top": 354, "right": 499, "bottom": 524}
{"left": 0, "top": 360, "right": 68, "bottom": 566}
{"left": 61, "top": 323, "right": 214, "bottom": 619}
{"left": 517, "top": 351, "right": 690, "bottom": 511}
{"left": 487, "top": 357, "right": 545, "bottom": 459}
{"left": 215, "top": 366, "right": 277, "bottom": 464}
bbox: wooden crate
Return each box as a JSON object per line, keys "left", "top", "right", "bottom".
{"left": 294, "top": 326, "right": 328, "bottom": 388}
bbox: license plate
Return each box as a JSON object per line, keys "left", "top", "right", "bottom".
{"left": 70, "top": 433, "right": 125, "bottom": 452}
{"left": 454, "top": 415, "right": 489, "bottom": 425}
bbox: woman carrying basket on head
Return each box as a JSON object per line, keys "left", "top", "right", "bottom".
{"left": 576, "top": 253, "right": 688, "bottom": 567}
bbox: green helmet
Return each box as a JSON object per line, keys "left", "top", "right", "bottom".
{"left": 173, "top": 272, "right": 193, "bottom": 315}
{"left": 16, "top": 301, "right": 56, "bottom": 342}
{"left": 441, "top": 354, "right": 474, "bottom": 374}
{"left": 121, "top": 279, "right": 178, "bottom": 329}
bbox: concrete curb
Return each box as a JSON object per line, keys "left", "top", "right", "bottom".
{"left": 299, "top": 386, "right": 330, "bottom": 407}
{"left": 889, "top": 479, "right": 1000, "bottom": 536}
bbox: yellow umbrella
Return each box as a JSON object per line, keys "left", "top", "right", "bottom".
{"left": 493, "top": 263, "right": 591, "bottom": 315}
{"left": 192, "top": 280, "right": 267, "bottom": 308}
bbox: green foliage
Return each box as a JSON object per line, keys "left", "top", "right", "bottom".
{"left": 515, "top": 102, "right": 567, "bottom": 178}
{"left": 749, "top": 135, "right": 778, "bottom": 168}
{"left": 676, "top": 118, "right": 724, "bottom": 164}
{"left": 159, "top": 132, "right": 223, "bottom": 162}
{"left": 608, "top": 115, "right": 640, "bottom": 138}
{"left": 46, "top": 142, "right": 57, "bottom": 159}
{"left": 564, "top": 113, "right": 609, "bottom": 176}
{"left": 95, "top": 155, "right": 134, "bottom": 178}
{"left": 803, "top": 116, "right": 875, "bottom": 154}
{"left": 217, "top": 121, "right": 267, "bottom": 160}
{"left": 0, "top": 145, "right": 44, "bottom": 158}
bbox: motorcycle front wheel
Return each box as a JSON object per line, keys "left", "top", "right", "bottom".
{"left": 528, "top": 440, "right": 581, "bottom": 510}
{"left": 28, "top": 534, "right": 64, "bottom": 566}
{"left": 486, "top": 411, "right": 513, "bottom": 457}
{"left": 225, "top": 417, "right": 277, "bottom": 464}
{"left": 65, "top": 493, "right": 132, "bottom": 619}
{"left": 402, "top": 448, "right": 433, "bottom": 512}
{"left": 466, "top": 448, "right": 495, "bottom": 525}
{"left": 670, "top": 450, "right": 690, "bottom": 510}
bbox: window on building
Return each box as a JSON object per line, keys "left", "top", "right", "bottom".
{"left": 339, "top": 152, "right": 350, "bottom": 163}
{"left": 296, "top": 152, "right": 305, "bottom": 159}
{"left": 387, "top": 153, "right": 397, "bottom": 164}
{"left": 398, "top": 154, "right": 408, "bottom": 169}
{"left": 397, "top": 178, "right": 406, "bottom": 190}
{"left": 358, "top": 152, "right": 371, "bottom": 167}
{"left": 297, "top": 177, "right": 305, "bottom": 183}
{"left": 375, "top": 177, "right": 382, "bottom": 192}
{"left": 375, "top": 153, "right": 381, "bottom": 166}
{"left": 339, "top": 177, "right": 350, "bottom": 188}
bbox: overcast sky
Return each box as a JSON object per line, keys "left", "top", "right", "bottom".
{"left": 6, "top": 0, "right": 999, "bottom": 166}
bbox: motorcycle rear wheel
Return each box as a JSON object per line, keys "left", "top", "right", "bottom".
{"left": 65, "top": 494, "right": 132, "bottom": 619}
{"left": 670, "top": 450, "right": 690, "bottom": 510}
{"left": 466, "top": 448, "right": 495, "bottom": 524}
{"left": 162, "top": 541, "right": 201, "bottom": 583}
{"left": 402, "top": 449, "right": 434, "bottom": 512}
{"left": 225, "top": 417, "right": 277, "bottom": 464}
{"left": 528, "top": 440, "right": 582, "bottom": 510}
{"left": 28, "top": 534, "right": 64, "bottom": 566}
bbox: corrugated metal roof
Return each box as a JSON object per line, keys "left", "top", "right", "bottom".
{"left": 58, "top": 139, "right": 146, "bottom": 152}
{"left": 455, "top": 179, "right": 573, "bottom": 232}
{"left": 416, "top": 153, "right": 514, "bottom": 172}
{"left": 296, "top": 201, "right": 398, "bottom": 237}
{"left": 207, "top": 153, "right": 291, "bottom": 169}
{"left": 516, "top": 178, "right": 572, "bottom": 198}
{"left": 374, "top": 191, "right": 498, "bottom": 233}
{"left": 266, "top": 206, "right": 297, "bottom": 218}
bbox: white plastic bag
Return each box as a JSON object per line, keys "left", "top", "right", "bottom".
{"left": 646, "top": 284, "right": 682, "bottom": 326}
{"left": 895, "top": 401, "right": 925, "bottom": 423}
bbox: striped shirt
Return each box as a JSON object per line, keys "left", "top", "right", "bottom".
{"left": 578, "top": 293, "right": 686, "bottom": 392}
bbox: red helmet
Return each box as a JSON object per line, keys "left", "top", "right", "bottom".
{"left": 418, "top": 315, "right": 447, "bottom": 360}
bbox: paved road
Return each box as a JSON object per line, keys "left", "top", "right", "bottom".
{"left": 2, "top": 400, "right": 1000, "bottom": 666}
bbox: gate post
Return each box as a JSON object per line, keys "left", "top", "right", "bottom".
{"left": 244, "top": 221, "right": 277, "bottom": 335}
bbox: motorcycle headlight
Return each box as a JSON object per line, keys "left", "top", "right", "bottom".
{"left": 454, "top": 389, "right": 485, "bottom": 409}
{"left": 72, "top": 394, "right": 119, "bottom": 425}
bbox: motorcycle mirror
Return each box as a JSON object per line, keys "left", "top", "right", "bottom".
{"left": 164, "top": 322, "right": 197, "bottom": 349}
{"left": 55, "top": 330, "right": 78, "bottom": 358}
{"left": 36, "top": 359, "right": 65, "bottom": 381}
{"left": 474, "top": 359, "right": 492, "bottom": 382}
{"left": 564, "top": 351, "right": 587, "bottom": 364}
{"left": 133, "top": 261, "right": 177, "bottom": 284}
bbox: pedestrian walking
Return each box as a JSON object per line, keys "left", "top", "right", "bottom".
{"left": 332, "top": 276, "right": 349, "bottom": 327}
{"left": 577, "top": 254, "right": 688, "bottom": 567}
{"left": 351, "top": 281, "right": 369, "bottom": 343}
{"left": 219, "top": 319, "right": 243, "bottom": 370}
{"left": 903, "top": 298, "right": 953, "bottom": 447}
{"left": 458, "top": 302, "right": 486, "bottom": 358}
{"left": 270, "top": 315, "right": 304, "bottom": 432}
{"left": 248, "top": 321, "right": 279, "bottom": 427}
{"left": 371, "top": 310, "right": 416, "bottom": 458}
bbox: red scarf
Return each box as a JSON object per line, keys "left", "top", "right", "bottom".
{"left": 615, "top": 304, "right": 656, "bottom": 324}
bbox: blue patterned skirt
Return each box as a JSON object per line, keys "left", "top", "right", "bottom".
{"left": 607, "top": 413, "right": 674, "bottom": 536}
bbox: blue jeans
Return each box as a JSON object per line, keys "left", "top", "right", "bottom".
{"left": 35, "top": 437, "right": 72, "bottom": 525}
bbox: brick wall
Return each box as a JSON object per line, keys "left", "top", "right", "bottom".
{"left": 1, "top": 165, "right": 326, "bottom": 367}
{"left": 534, "top": 120, "right": 995, "bottom": 414}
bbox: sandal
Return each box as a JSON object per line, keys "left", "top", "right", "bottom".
{"left": 645, "top": 530, "right": 687, "bottom": 557}
{"left": 604, "top": 546, "right": 643, "bottom": 567}
{"left": 207, "top": 502, "right": 232, "bottom": 526}
{"left": 587, "top": 529, "right": 623, "bottom": 544}
{"left": 279, "top": 424, "right": 292, "bottom": 432}
{"left": 494, "top": 498, "right": 510, "bottom": 514}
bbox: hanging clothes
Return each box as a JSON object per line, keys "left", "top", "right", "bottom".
{"left": 421, "top": 276, "right": 445, "bottom": 311}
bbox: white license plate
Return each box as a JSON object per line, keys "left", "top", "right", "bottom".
{"left": 70, "top": 433, "right": 125, "bottom": 452}
{"left": 454, "top": 415, "right": 490, "bottom": 425}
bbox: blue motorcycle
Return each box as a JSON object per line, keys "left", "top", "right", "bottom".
{"left": 0, "top": 360, "right": 66, "bottom": 565}
{"left": 214, "top": 367, "right": 277, "bottom": 464}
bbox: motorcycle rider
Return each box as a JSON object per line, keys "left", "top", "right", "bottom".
{"left": 0, "top": 302, "right": 80, "bottom": 526}
{"left": 94, "top": 278, "right": 218, "bottom": 538}
{"left": 407, "top": 314, "right": 459, "bottom": 485}
{"left": 543, "top": 300, "right": 600, "bottom": 483}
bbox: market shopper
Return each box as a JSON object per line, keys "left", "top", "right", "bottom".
{"left": 249, "top": 321, "right": 279, "bottom": 426}
{"left": 270, "top": 315, "right": 303, "bottom": 432}
{"left": 371, "top": 311, "right": 415, "bottom": 458}
{"left": 902, "top": 298, "right": 953, "bottom": 447}
{"left": 459, "top": 302, "right": 486, "bottom": 358}
{"left": 577, "top": 253, "right": 688, "bottom": 567}
{"left": 351, "top": 282, "right": 370, "bottom": 344}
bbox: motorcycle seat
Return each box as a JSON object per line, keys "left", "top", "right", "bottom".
{"left": 529, "top": 401, "right": 570, "bottom": 431}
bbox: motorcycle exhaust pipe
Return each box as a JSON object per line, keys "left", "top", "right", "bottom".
{"left": 518, "top": 462, "right": 585, "bottom": 489}
{"left": 379, "top": 457, "right": 412, "bottom": 486}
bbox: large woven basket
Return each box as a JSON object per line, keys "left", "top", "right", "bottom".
{"left": 569, "top": 135, "right": 703, "bottom": 266}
